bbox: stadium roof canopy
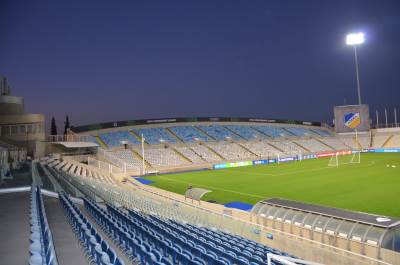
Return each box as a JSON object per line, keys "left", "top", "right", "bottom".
{"left": 251, "top": 198, "right": 400, "bottom": 251}
{"left": 261, "top": 198, "right": 400, "bottom": 228}
{"left": 53, "top": 141, "right": 99, "bottom": 148}
{"left": 70, "top": 116, "right": 324, "bottom": 133}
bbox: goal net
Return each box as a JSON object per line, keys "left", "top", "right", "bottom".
{"left": 328, "top": 150, "right": 361, "bottom": 167}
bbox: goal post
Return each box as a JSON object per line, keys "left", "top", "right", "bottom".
{"left": 328, "top": 152, "right": 339, "bottom": 167}
{"left": 328, "top": 150, "right": 361, "bottom": 167}
{"left": 350, "top": 150, "right": 361, "bottom": 164}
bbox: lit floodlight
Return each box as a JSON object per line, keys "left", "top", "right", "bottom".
{"left": 346, "top": 32, "right": 365, "bottom": 45}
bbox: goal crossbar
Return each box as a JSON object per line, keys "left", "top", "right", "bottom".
{"left": 328, "top": 150, "right": 361, "bottom": 167}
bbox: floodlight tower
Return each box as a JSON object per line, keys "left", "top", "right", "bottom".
{"left": 346, "top": 32, "right": 365, "bottom": 105}
{"left": 141, "top": 134, "right": 145, "bottom": 175}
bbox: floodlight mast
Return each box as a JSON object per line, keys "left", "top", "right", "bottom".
{"left": 346, "top": 32, "right": 364, "bottom": 105}
{"left": 141, "top": 134, "right": 145, "bottom": 175}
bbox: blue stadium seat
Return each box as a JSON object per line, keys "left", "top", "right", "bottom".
{"left": 29, "top": 186, "right": 59, "bottom": 265}
{"left": 99, "top": 131, "right": 139, "bottom": 147}
{"left": 311, "top": 128, "right": 332, "bottom": 136}
{"left": 133, "top": 128, "right": 177, "bottom": 144}
{"left": 58, "top": 193, "right": 125, "bottom": 265}
{"left": 224, "top": 125, "right": 264, "bottom": 140}
{"left": 285, "top": 127, "right": 316, "bottom": 136}
{"left": 253, "top": 126, "right": 291, "bottom": 138}
{"left": 169, "top": 126, "right": 210, "bottom": 142}
{"left": 82, "top": 197, "right": 298, "bottom": 265}
{"left": 197, "top": 125, "right": 242, "bottom": 141}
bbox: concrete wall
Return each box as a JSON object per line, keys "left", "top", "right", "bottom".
{"left": 0, "top": 113, "right": 45, "bottom": 158}
{"left": 0, "top": 95, "right": 24, "bottom": 115}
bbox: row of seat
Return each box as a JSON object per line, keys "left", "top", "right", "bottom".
{"left": 185, "top": 144, "right": 221, "bottom": 162}
{"left": 59, "top": 192, "right": 125, "bottom": 265}
{"left": 169, "top": 126, "right": 210, "bottom": 143}
{"left": 99, "top": 131, "right": 140, "bottom": 147}
{"left": 106, "top": 202, "right": 261, "bottom": 265}
{"left": 50, "top": 165, "right": 298, "bottom": 265}
{"left": 133, "top": 127, "right": 177, "bottom": 145}
{"left": 107, "top": 136, "right": 354, "bottom": 168}
{"left": 181, "top": 222, "right": 293, "bottom": 259}
{"left": 293, "top": 139, "right": 332, "bottom": 152}
{"left": 224, "top": 125, "right": 264, "bottom": 140}
{"left": 174, "top": 146, "right": 206, "bottom": 163}
{"left": 285, "top": 127, "right": 318, "bottom": 137}
{"left": 138, "top": 147, "right": 190, "bottom": 167}
{"left": 141, "top": 210, "right": 296, "bottom": 265}
{"left": 95, "top": 125, "right": 334, "bottom": 147}
{"left": 29, "top": 186, "right": 58, "bottom": 265}
{"left": 87, "top": 197, "right": 232, "bottom": 265}
{"left": 311, "top": 128, "right": 331, "bottom": 137}
{"left": 127, "top": 208, "right": 269, "bottom": 265}
{"left": 42, "top": 158, "right": 115, "bottom": 185}
{"left": 84, "top": 198, "right": 182, "bottom": 265}
{"left": 197, "top": 125, "right": 242, "bottom": 141}
{"left": 155, "top": 217, "right": 269, "bottom": 262}
{"left": 207, "top": 141, "right": 254, "bottom": 160}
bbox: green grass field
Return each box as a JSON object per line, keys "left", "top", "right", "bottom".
{"left": 143, "top": 153, "right": 400, "bottom": 218}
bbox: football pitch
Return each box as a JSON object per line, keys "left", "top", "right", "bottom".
{"left": 143, "top": 153, "right": 400, "bottom": 218}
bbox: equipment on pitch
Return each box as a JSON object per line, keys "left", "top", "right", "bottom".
{"left": 328, "top": 150, "right": 361, "bottom": 167}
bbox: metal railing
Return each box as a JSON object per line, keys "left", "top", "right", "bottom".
{"left": 87, "top": 156, "right": 124, "bottom": 174}
{"left": 97, "top": 148, "right": 140, "bottom": 174}
{"left": 47, "top": 134, "right": 93, "bottom": 142}
{"left": 371, "top": 123, "right": 400, "bottom": 129}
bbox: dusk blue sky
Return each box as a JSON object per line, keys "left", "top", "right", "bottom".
{"left": 1, "top": 0, "right": 399, "bottom": 128}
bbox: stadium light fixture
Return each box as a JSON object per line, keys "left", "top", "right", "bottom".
{"left": 346, "top": 32, "right": 364, "bottom": 45}
{"left": 120, "top": 140, "right": 128, "bottom": 149}
{"left": 346, "top": 32, "right": 364, "bottom": 105}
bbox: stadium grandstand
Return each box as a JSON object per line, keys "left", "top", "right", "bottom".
{"left": 1, "top": 76, "right": 400, "bottom": 265}
{"left": 3, "top": 99, "right": 400, "bottom": 265}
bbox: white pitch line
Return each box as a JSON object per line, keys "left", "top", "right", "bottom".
{"left": 225, "top": 159, "right": 378, "bottom": 177}
{"left": 153, "top": 175, "right": 265, "bottom": 199}
{"left": 226, "top": 165, "right": 331, "bottom": 177}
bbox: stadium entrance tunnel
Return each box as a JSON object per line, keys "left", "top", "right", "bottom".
{"left": 185, "top": 187, "right": 211, "bottom": 201}
{"left": 251, "top": 198, "right": 400, "bottom": 253}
